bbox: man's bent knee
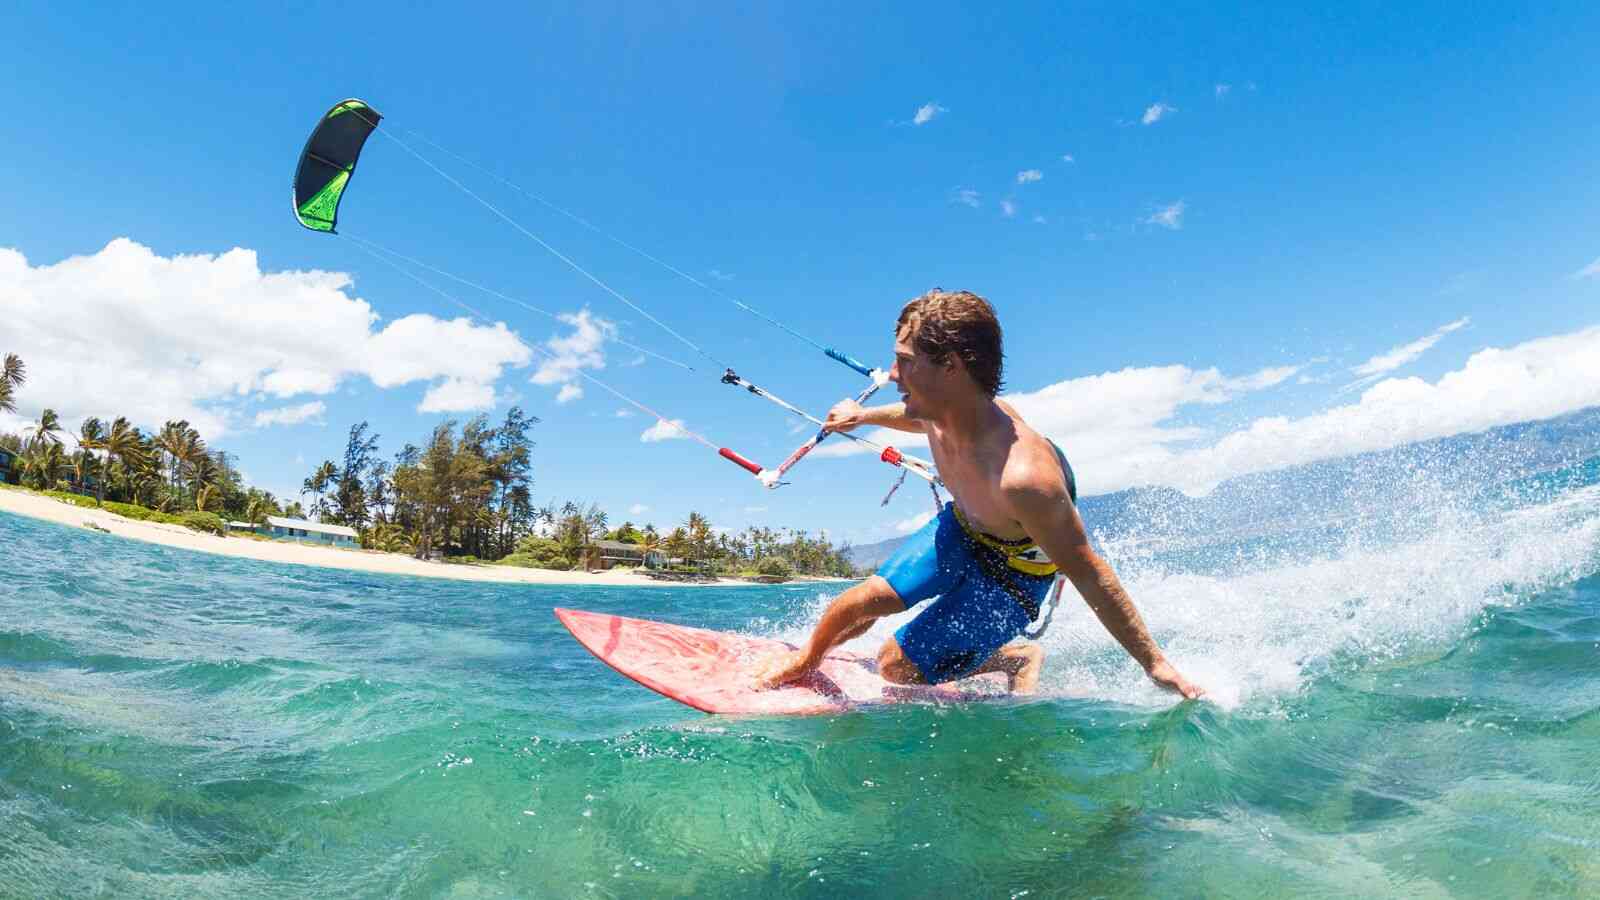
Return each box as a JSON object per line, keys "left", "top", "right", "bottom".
{"left": 876, "top": 638, "right": 925, "bottom": 685}
{"left": 851, "top": 575, "right": 907, "bottom": 619}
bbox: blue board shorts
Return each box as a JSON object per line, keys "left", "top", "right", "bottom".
{"left": 876, "top": 503, "right": 1057, "bottom": 683}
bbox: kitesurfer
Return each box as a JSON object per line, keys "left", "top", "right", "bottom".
{"left": 756, "top": 290, "right": 1204, "bottom": 698}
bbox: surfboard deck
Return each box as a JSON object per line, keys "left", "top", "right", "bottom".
{"left": 554, "top": 608, "right": 1011, "bottom": 716}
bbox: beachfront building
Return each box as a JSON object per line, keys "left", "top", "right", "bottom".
{"left": 247, "top": 516, "right": 359, "bottom": 548}
{"left": 0, "top": 447, "right": 17, "bottom": 485}
{"left": 586, "top": 539, "right": 665, "bottom": 571}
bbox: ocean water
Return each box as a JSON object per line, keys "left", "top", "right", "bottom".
{"left": 2, "top": 453, "right": 1598, "bottom": 897}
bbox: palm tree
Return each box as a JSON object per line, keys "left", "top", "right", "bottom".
{"left": 0, "top": 353, "right": 24, "bottom": 417}
{"left": 76, "top": 417, "right": 106, "bottom": 500}
{"left": 1, "top": 354, "right": 23, "bottom": 388}
{"left": 25, "top": 408, "right": 63, "bottom": 447}
{"left": 154, "top": 420, "right": 190, "bottom": 493}
{"left": 638, "top": 528, "right": 662, "bottom": 566}
{"left": 190, "top": 454, "right": 220, "bottom": 505}
{"left": 302, "top": 460, "right": 337, "bottom": 520}
{"left": 20, "top": 440, "right": 65, "bottom": 489}
{"left": 99, "top": 417, "right": 145, "bottom": 505}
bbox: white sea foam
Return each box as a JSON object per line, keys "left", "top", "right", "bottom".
{"left": 769, "top": 481, "right": 1600, "bottom": 712}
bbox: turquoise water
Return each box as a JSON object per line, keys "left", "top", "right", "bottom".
{"left": 2, "top": 457, "right": 1598, "bottom": 897}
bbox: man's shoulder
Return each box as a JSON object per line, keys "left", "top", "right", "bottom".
{"left": 998, "top": 431, "right": 1068, "bottom": 500}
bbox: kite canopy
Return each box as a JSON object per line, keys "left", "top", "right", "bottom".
{"left": 293, "top": 99, "right": 382, "bottom": 233}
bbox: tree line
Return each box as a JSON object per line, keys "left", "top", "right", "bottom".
{"left": 299, "top": 417, "right": 858, "bottom": 576}
{"left": 3, "top": 350, "right": 860, "bottom": 577}
{"left": 1, "top": 353, "right": 282, "bottom": 524}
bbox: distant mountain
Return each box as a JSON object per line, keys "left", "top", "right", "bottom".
{"left": 845, "top": 535, "right": 908, "bottom": 571}
{"left": 847, "top": 406, "right": 1600, "bottom": 569}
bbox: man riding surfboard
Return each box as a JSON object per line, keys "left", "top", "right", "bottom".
{"left": 757, "top": 290, "right": 1203, "bottom": 699}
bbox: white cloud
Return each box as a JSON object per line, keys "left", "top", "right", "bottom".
{"left": 0, "top": 239, "right": 531, "bottom": 438}
{"left": 1061, "top": 154, "right": 1075, "bottom": 164}
{"left": 530, "top": 309, "right": 615, "bottom": 402}
{"left": 1001, "top": 200, "right": 1018, "bottom": 218}
{"left": 817, "top": 325, "right": 1600, "bottom": 497}
{"left": 1573, "top": 257, "right": 1600, "bottom": 279}
{"left": 893, "top": 510, "right": 936, "bottom": 534}
{"left": 252, "top": 401, "right": 326, "bottom": 428}
{"left": 1348, "top": 317, "right": 1469, "bottom": 381}
{"left": 615, "top": 408, "right": 634, "bottom": 418}
{"left": 419, "top": 377, "right": 497, "bottom": 413}
{"left": 640, "top": 418, "right": 690, "bottom": 442}
{"left": 709, "top": 268, "right": 735, "bottom": 281}
{"left": 1215, "top": 84, "right": 1232, "bottom": 98}
{"left": 628, "top": 503, "right": 650, "bottom": 515}
{"left": 1141, "top": 102, "right": 1176, "bottom": 125}
{"left": 1016, "top": 169, "right": 1043, "bottom": 185}
{"left": 1144, "top": 201, "right": 1185, "bottom": 230}
{"left": 1166, "top": 325, "right": 1600, "bottom": 493}
{"left": 951, "top": 187, "right": 981, "bottom": 208}
{"left": 912, "top": 102, "right": 947, "bottom": 126}
{"left": 816, "top": 362, "right": 1287, "bottom": 465}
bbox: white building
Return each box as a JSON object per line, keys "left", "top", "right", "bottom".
{"left": 240, "top": 516, "right": 360, "bottom": 548}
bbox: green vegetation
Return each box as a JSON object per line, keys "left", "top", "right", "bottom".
{"left": 1, "top": 352, "right": 288, "bottom": 525}
{"left": 2, "top": 349, "right": 862, "bottom": 577}
{"left": 179, "top": 511, "right": 226, "bottom": 536}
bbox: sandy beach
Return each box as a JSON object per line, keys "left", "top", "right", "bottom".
{"left": 0, "top": 487, "right": 794, "bottom": 588}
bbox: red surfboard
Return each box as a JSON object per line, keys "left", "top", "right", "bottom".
{"left": 555, "top": 608, "right": 1010, "bottom": 715}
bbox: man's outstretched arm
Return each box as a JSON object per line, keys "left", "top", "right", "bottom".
{"left": 1007, "top": 475, "right": 1204, "bottom": 700}
{"left": 823, "top": 400, "right": 926, "bottom": 434}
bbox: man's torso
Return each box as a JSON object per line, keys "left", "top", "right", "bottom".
{"left": 923, "top": 401, "right": 1068, "bottom": 540}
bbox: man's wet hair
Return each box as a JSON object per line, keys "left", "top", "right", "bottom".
{"left": 896, "top": 289, "right": 1005, "bottom": 396}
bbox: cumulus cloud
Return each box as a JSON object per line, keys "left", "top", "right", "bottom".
{"left": 1141, "top": 102, "right": 1176, "bottom": 125}
{"left": 818, "top": 325, "right": 1600, "bottom": 497}
{"left": 1347, "top": 317, "right": 1469, "bottom": 385}
{"left": 816, "top": 361, "right": 1293, "bottom": 469}
{"left": 640, "top": 418, "right": 690, "bottom": 442}
{"left": 912, "top": 102, "right": 947, "bottom": 126}
{"left": 419, "top": 378, "right": 497, "bottom": 413}
{"left": 951, "top": 187, "right": 981, "bottom": 208}
{"left": 1001, "top": 200, "right": 1018, "bottom": 218}
{"left": 252, "top": 401, "right": 326, "bottom": 428}
{"left": 629, "top": 503, "right": 650, "bottom": 515}
{"left": 1016, "top": 169, "right": 1043, "bottom": 185}
{"left": 1573, "top": 257, "right": 1600, "bottom": 279}
{"left": 530, "top": 309, "right": 616, "bottom": 403}
{"left": 1144, "top": 201, "right": 1185, "bottom": 230}
{"left": 0, "top": 239, "right": 531, "bottom": 438}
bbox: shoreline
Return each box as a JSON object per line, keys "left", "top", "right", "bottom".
{"left": 0, "top": 488, "right": 851, "bottom": 589}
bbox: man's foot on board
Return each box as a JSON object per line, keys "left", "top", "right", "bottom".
{"left": 753, "top": 650, "right": 815, "bottom": 690}
{"left": 1008, "top": 643, "right": 1044, "bottom": 695}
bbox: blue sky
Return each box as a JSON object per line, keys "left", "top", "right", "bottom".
{"left": 2, "top": 1, "right": 1598, "bottom": 543}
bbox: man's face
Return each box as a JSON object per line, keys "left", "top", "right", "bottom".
{"left": 889, "top": 324, "right": 945, "bottom": 419}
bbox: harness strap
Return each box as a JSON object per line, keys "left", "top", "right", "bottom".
{"left": 949, "top": 504, "right": 1059, "bottom": 622}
